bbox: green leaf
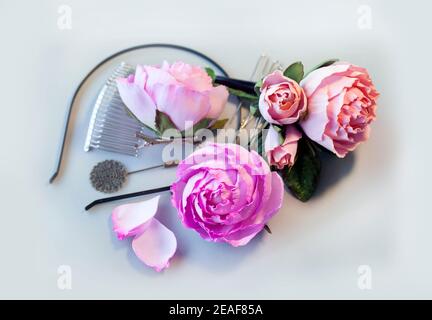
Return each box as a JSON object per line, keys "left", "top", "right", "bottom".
{"left": 272, "top": 124, "right": 283, "bottom": 133}
{"left": 249, "top": 101, "right": 260, "bottom": 117}
{"left": 256, "top": 130, "right": 264, "bottom": 158}
{"left": 281, "top": 138, "right": 321, "bottom": 202}
{"left": 205, "top": 67, "right": 216, "bottom": 82}
{"left": 228, "top": 88, "right": 259, "bottom": 101}
{"left": 155, "top": 110, "right": 177, "bottom": 135}
{"left": 193, "top": 118, "right": 211, "bottom": 131}
{"left": 254, "top": 79, "right": 263, "bottom": 96}
{"left": 209, "top": 118, "right": 229, "bottom": 130}
{"left": 305, "top": 59, "right": 339, "bottom": 77}
{"left": 124, "top": 105, "right": 159, "bottom": 134}
{"left": 283, "top": 61, "right": 304, "bottom": 83}
{"left": 181, "top": 118, "right": 211, "bottom": 137}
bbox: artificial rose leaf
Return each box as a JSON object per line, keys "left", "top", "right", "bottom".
{"left": 283, "top": 62, "right": 304, "bottom": 83}
{"left": 249, "top": 101, "right": 260, "bottom": 117}
{"left": 256, "top": 130, "right": 264, "bottom": 158}
{"left": 193, "top": 118, "right": 211, "bottom": 131}
{"left": 254, "top": 79, "right": 263, "bottom": 96}
{"left": 182, "top": 118, "right": 211, "bottom": 137}
{"left": 205, "top": 67, "right": 216, "bottom": 82}
{"left": 228, "top": 88, "right": 259, "bottom": 101}
{"left": 124, "top": 106, "right": 159, "bottom": 135}
{"left": 281, "top": 137, "right": 321, "bottom": 202}
{"left": 304, "top": 59, "right": 339, "bottom": 77}
{"left": 155, "top": 110, "right": 177, "bottom": 135}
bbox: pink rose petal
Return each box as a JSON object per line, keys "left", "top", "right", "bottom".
{"left": 207, "top": 85, "right": 229, "bottom": 119}
{"left": 116, "top": 76, "right": 157, "bottom": 130}
{"left": 152, "top": 84, "right": 211, "bottom": 131}
{"left": 264, "top": 125, "right": 282, "bottom": 153}
{"left": 132, "top": 218, "right": 177, "bottom": 272}
{"left": 112, "top": 196, "right": 160, "bottom": 240}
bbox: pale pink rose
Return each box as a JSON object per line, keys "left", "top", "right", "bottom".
{"left": 117, "top": 61, "right": 229, "bottom": 131}
{"left": 265, "top": 125, "right": 302, "bottom": 169}
{"left": 300, "top": 62, "right": 379, "bottom": 158}
{"left": 259, "top": 70, "right": 307, "bottom": 125}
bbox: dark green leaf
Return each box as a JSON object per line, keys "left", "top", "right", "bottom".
{"left": 205, "top": 67, "right": 216, "bottom": 82}
{"left": 305, "top": 59, "right": 339, "bottom": 77}
{"left": 281, "top": 138, "right": 321, "bottom": 202}
{"left": 228, "top": 88, "right": 259, "bottom": 101}
{"left": 181, "top": 118, "right": 211, "bottom": 137}
{"left": 209, "top": 118, "right": 229, "bottom": 130}
{"left": 256, "top": 130, "right": 264, "bottom": 158}
{"left": 155, "top": 110, "right": 177, "bottom": 135}
{"left": 193, "top": 118, "right": 211, "bottom": 131}
{"left": 283, "top": 61, "right": 304, "bottom": 83}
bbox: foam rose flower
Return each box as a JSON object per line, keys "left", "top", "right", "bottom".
{"left": 300, "top": 62, "right": 379, "bottom": 157}
{"left": 111, "top": 196, "right": 177, "bottom": 272}
{"left": 117, "top": 61, "right": 229, "bottom": 131}
{"left": 265, "top": 125, "right": 302, "bottom": 169}
{"left": 258, "top": 70, "right": 307, "bottom": 125}
{"left": 171, "top": 143, "right": 284, "bottom": 247}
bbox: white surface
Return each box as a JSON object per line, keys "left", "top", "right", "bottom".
{"left": 0, "top": 0, "right": 431, "bottom": 299}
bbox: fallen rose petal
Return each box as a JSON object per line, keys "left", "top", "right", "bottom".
{"left": 112, "top": 196, "right": 160, "bottom": 240}
{"left": 132, "top": 218, "right": 177, "bottom": 272}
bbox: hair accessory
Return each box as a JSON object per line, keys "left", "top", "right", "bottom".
{"left": 49, "top": 43, "right": 231, "bottom": 183}
{"left": 58, "top": 45, "right": 380, "bottom": 272}
{"left": 84, "top": 62, "right": 144, "bottom": 156}
{"left": 89, "top": 159, "right": 179, "bottom": 193}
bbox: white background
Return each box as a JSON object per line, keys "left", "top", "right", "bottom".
{"left": 0, "top": 0, "right": 431, "bottom": 299}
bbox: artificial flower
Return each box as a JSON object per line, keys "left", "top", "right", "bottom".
{"left": 112, "top": 196, "right": 177, "bottom": 272}
{"left": 258, "top": 70, "right": 307, "bottom": 125}
{"left": 300, "top": 62, "right": 379, "bottom": 157}
{"left": 265, "top": 125, "right": 302, "bottom": 169}
{"left": 171, "top": 143, "right": 284, "bottom": 247}
{"left": 117, "top": 61, "right": 228, "bottom": 132}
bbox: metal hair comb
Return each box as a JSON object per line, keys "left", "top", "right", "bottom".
{"left": 84, "top": 62, "right": 162, "bottom": 156}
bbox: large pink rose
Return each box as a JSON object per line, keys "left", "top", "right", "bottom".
{"left": 300, "top": 62, "right": 379, "bottom": 157}
{"left": 259, "top": 70, "right": 307, "bottom": 125}
{"left": 265, "top": 125, "right": 302, "bottom": 169}
{"left": 171, "top": 143, "right": 284, "bottom": 247}
{"left": 117, "top": 61, "right": 228, "bottom": 131}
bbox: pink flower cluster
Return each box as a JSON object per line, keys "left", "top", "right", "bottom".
{"left": 261, "top": 62, "right": 379, "bottom": 168}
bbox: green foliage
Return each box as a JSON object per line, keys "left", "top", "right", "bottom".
{"left": 281, "top": 138, "right": 321, "bottom": 202}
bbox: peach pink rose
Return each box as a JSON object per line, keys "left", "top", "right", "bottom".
{"left": 117, "top": 61, "right": 228, "bottom": 131}
{"left": 300, "top": 62, "right": 379, "bottom": 158}
{"left": 258, "top": 70, "right": 307, "bottom": 125}
{"left": 265, "top": 125, "right": 302, "bottom": 169}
